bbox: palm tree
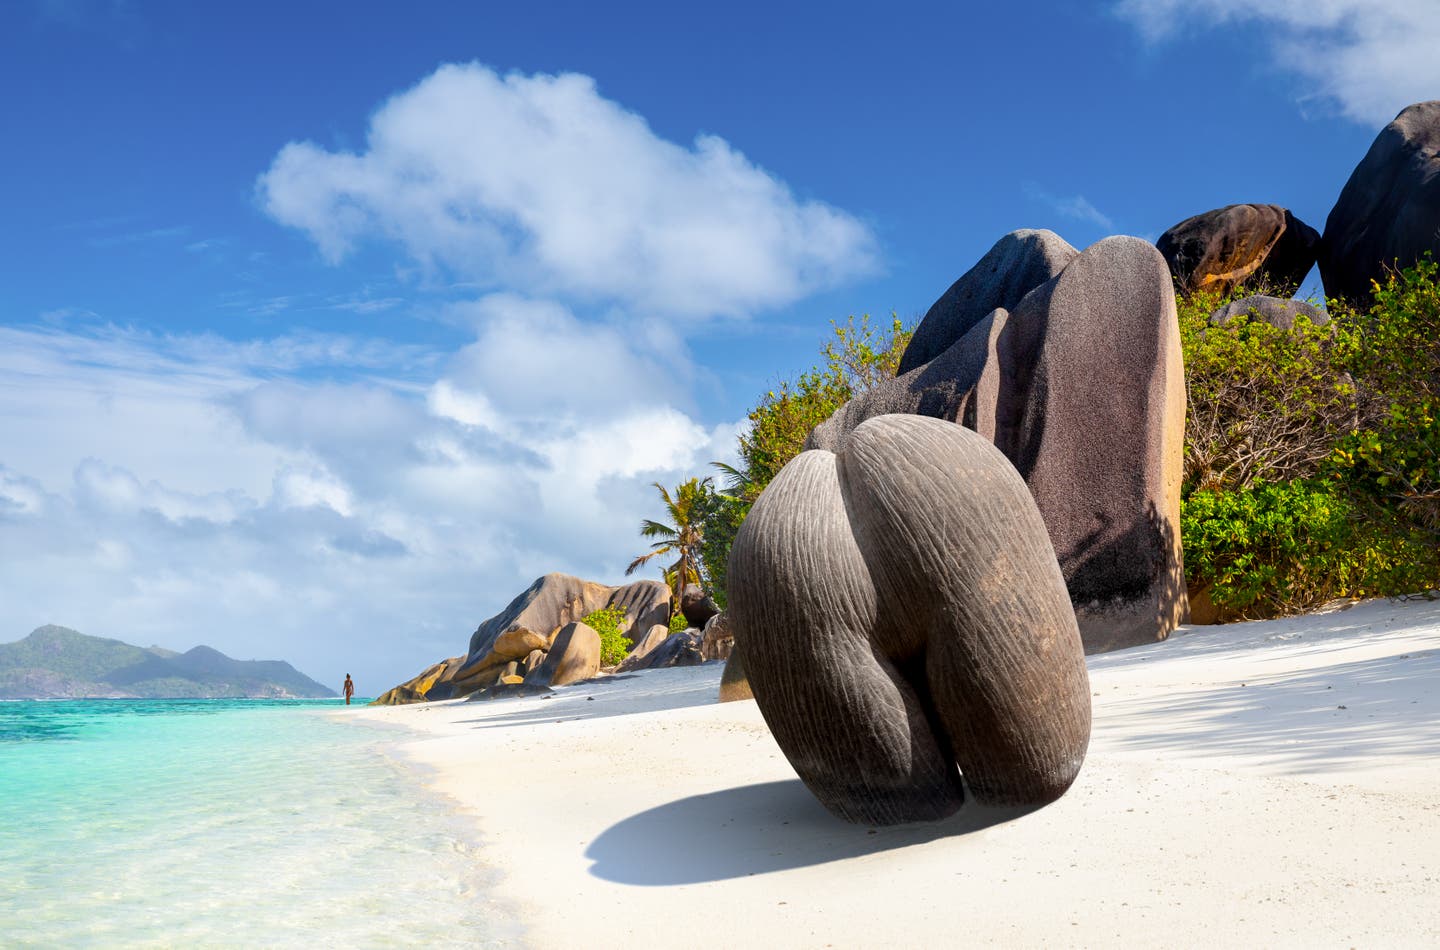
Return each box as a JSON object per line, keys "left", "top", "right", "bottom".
{"left": 626, "top": 477, "right": 712, "bottom": 611}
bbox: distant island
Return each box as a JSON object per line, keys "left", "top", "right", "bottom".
{"left": 0, "top": 625, "right": 336, "bottom": 700}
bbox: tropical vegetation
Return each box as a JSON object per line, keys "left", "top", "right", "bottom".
{"left": 578, "top": 605, "right": 632, "bottom": 667}
{"left": 1176, "top": 258, "right": 1438, "bottom": 617}
{"left": 625, "top": 477, "right": 714, "bottom": 615}
{"left": 635, "top": 261, "right": 1439, "bottom": 623}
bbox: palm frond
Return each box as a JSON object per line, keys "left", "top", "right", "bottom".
{"left": 639, "top": 519, "right": 678, "bottom": 540}
{"left": 711, "top": 461, "right": 749, "bottom": 493}
{"left": 625, "top": 550, "right": 660, "bottom": 576}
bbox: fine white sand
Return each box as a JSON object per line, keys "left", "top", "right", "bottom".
{"left": 349, "top": 596, "right": 1440, "bottom": 948}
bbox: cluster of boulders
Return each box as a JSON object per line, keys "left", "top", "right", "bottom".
{"left": 373, "top": 100, "right": 1437, "bottom": 830}
{"left": 1156, "top": 101, "right": 1440, "bottom": 318}
{"left": 372, "top": 574, "right": 726, "bottom": 705}
{"left": 716, "top": 100, "right": 1440, "bottom": 825}
{"left": 807, "top": 233, "right": 1187, "bottom": 654}
{"left": 722, "top": 226, "right": 1184, "bottom": 822}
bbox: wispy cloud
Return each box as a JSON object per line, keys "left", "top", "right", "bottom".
{"left": 1113, "top": 0, "right": 1440, "bottom": 124}
{"left": 327, "top": 291, "right": 406, "bottom": 315}
{"left": 1023, "top": 183, "right": 1116, "bottom": 231}
{"left": 88, "top": 225, "right": 189, "bottom": 248}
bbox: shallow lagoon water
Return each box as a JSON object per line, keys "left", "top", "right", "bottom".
{"left": 0, "top": 699, "right": 514, "bottom": 947}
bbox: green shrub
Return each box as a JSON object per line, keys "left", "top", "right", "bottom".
{"left": 580, "top": 606, "right": 631, "bottom": 667}
{"left": 668, "top": 612, "right": 690, "bottom": 634}
{"left": 736, "top": 313, "right": 911, "bottom": 491}
{"left": 1177, "top": 285, "right": 1358, "bottom": 494}
{"left": 701, "top": 314, "right": 912, "bottom": 604}
{"left": 1181, "top": 479, "right": 1434, "bottom": 618}
{"left": 1327, "top": 254, "right": 1440, "bottom": 537}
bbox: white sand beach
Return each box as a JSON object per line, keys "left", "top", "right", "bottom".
{"left": 351, "top": 596, "right": 1440, "bottom": 948}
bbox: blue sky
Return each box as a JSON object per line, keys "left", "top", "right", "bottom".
{"left": 2, "top": 0, "right": 1436, "bottom": 690}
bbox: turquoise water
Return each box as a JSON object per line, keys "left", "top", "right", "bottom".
{"left": 0, "top": 699, "right": 516, "bottom": 948}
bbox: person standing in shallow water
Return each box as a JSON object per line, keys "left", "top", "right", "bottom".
{"left": 343, "top": 674, "right": 354, "bottom": 705}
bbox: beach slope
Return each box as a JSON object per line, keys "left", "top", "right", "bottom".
{"left": 353, "top": 596, "right": 1440, "bottom": 948}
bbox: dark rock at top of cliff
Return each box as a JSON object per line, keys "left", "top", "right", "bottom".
{"left": 1321, "top": 100, "right": 1440, "bottom": 305}
{"left": 1157, "top": 204, "right": 1319, "bottom": 296}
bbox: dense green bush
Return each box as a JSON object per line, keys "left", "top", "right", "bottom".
{"left": 1177, "top": 286, "right": 1358, "bottom": 493}
{"left": 580, "top": 606, "right": 631, "bottom": 667}
{"left": 668, "top": 612, "right": 690, "bottom": 634}
{"left": 735, "top": 314, "right": 911, "bottom": 492}
{"left": 1179, "top": 261, "right": 1439, "bottom": 615}
{"left": 1181, "top": 479, "right": 1433, "bottom": 619}
{"left": 1327, "top": 255, "right": 1440, "bottom": 536}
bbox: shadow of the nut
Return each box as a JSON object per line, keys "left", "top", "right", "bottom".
{"left": 585, "top": 778, "right": 1042, "bottom": 885}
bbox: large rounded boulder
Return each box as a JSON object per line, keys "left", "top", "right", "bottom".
{"left": 523, "top": 621, "right": 601, "bottom": 688}
{"left": 1321, "top": 100, "right": 1440, "bottom": 305}
{"left": 897, "top": 229, "right": 1077, "bottom": 374}
{"left": 729, "top": 414, "right": 1091, "bottom": 826}
{"left": 679, "top": 584, "right": 720, "bottom": 628}
{"left": 717, "top": 649, "right": 752, "bottom": 703}
{"left": 1156, "top": 203, "right": 1320, "bottom": 296}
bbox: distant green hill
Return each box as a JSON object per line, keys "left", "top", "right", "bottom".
{"left": 0, "top": 625, "right": 337, "bottom": 699}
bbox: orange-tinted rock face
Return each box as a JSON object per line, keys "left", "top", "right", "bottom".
{"left": 1157, "top": 203, "right": 1319, "bottom": 297}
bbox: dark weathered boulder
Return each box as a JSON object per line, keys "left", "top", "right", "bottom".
{"left": 1321, "top": 100, "right": 1440, "bottom": 305}
{"left": 1264, "top": 210, "right": 1323, "bottom": 293}
{"left": 679, "top": 584, "right": 720, "bottom": 628}
{"left": 998, "top": 237, "right": 1188, "bottom": 652}
{"left": 617, "top": 631, "right": 704, "bottom": 672}
{"left": 371, "top": 684, "right": 426, "bottom": 706}
{"left": 700, "top": 612, "right": 733, "bottom": 661}
{"left": 809, "top": 237, "right": 1188, "bottom": 653}
{"left": 1209, "top": 295, "right": 1329, "bottom": 330}
{"left": 1157, "top": 203, "right": 1318, "bottom": 296}
{"left": 608, "top": 579, "right": 674, "bottom": 643}
{"left": 729, "top": 415, "right": 1090, "bottom": 825}
{"left": 523, "top": 621, "right": 601, "bottom": 688}
{"left": 898, "top": 229, "right": 1077, "bottom": 374}
{"left": 465, "top": 681, "right": 554, "bottom": 702}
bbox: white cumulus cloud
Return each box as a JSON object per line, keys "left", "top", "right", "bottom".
{"left": 1114, "top": 0, "right": 1440, "bottom": 124}
{"left": 257, "top": 62, "right": 879, "bottom": 317}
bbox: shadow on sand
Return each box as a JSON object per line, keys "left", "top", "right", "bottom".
{"left": 585, "top": 779, "right": 1039, "bottom": 885}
